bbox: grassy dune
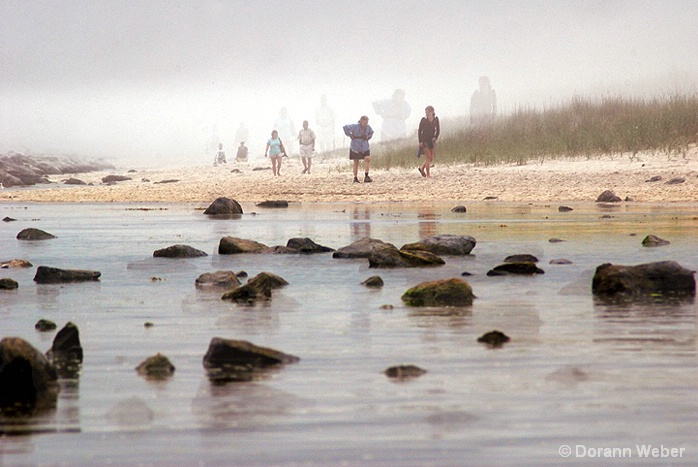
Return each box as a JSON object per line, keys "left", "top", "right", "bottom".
{"left": 367, "top": 94, "right": 698, "bottom": 169}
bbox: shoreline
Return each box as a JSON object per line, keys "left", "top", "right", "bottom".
{"left": 1, "top": 151, "right": 696, "bottom": 204}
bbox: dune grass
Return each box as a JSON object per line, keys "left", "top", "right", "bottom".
{"left": 367, "top": 94, "right": 698, "bottom": 170}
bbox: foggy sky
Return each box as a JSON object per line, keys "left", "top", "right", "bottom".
{"left": 1, "top": 0, "right": 697, "bottom": 167}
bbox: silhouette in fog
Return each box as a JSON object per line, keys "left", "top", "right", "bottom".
{"left": 343, "top": 115, "right": 374, "bottom": 184}
{"left": 274, "top": 108, "right": 296, "bottom": 157}
{"left": 206, "top": 124, "right": 220, "bottom": 153}
{"left": 417, "top": 105, "right": 440, "bottom": 178}
{"left": 264, "top": 130, "right": 286, "bottom": 176}
{"left": 234, "top": 122, "right": 249, "bottom": 145}
{"left": 315, "top": 94, "right": 336, "bottom": 152}
{"left": 235, "top": 142, "right": 248, "bottom": 162}
{"left": 298, "top": 120, "right": 316, "bottom": 174}
{"left": 372, "top": 89, "right": 411, "bottom": 141}
{"left": 214, "top": 143, "right": 226, "bottom": 165}
{"left": 470, "top": 76, "right": 497, "bottom": 125}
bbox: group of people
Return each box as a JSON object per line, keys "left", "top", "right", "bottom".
{"left": 216, "top": 77, "right": 495, "bottom": 182}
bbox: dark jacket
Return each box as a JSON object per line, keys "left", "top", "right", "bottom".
{"left": 418, "top": 116, "right": 440, "bottom": 144}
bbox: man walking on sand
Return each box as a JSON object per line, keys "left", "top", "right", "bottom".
{"left": 343, "top": 115, "right": 374, "bottom": 183}
{"left": 298, "top": 120, "right": 316, "bottom": 174}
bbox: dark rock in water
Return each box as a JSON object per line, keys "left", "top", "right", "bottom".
{"left": 203, "top": 197, "right": 243, "bottom": 216}
{"left": 135, "top": 353, "right": 175, "bottom": 379}
{"left": 665, "top": 177, "right": 685, "bottom": 185}
{"left": 368, "top": 243, "right": 445, "bottom": 268}
{"left": 63, "top": 177, "right": 86, "bottom": 185}
{"left": 154, "top": 179, "right": 179, "bottom": 184}
{"left": 35, "top": 319, "right": 57, "bottom": 331}
{"left": 247, "top": 272, "right": 288, "bottom": 290}
{"left": 153, "top": 244, "right": 208, "bottom": 258}
{"left": 642, "top": 234, "right": 670, "bottom": 247}
{"left": 558, "top": 206, "right": 573, "bottom": 212}
{"left": 202, "top": 337, "right": 299, "bottom": 382}
{"left": 195, "top": 271, "right": 241, "bottom": 289}
{"left": 0, "top": 278, "right": 19, "bottom": 290}
{"left": 549, "top": 258, "right": 573, "bottom": 265}
{"left": 256, "top": 200, "right": 289, "bottom": 208}
{"left": 235, "top": 271, "right": 248, "bottom": 278}
{"left": 3, "top": 217, "right": 17, "bottom": 222}
{"left": 385, "top": 364, "right": 427, "bottom": 379}
{"left": 461, "top": 271, "right": 472, "bottom": 276}
{"left": 16, "top": 228, "right": 56, "bottom": 240}
{"left": 221, "top": 282, "right": 271, "bottom": 304}
{"left": 504, "top": 254, "right": 539, "bottom": 263}
{"left": 46, "top": 322, "right": 83, "bottom": 378}
{"left": 333, "top": 237, "right": 392, "bottom": 259}
{"left": 595, "top": 190, "right": 622, "bottom": 202}
{"left": 33, "top": 266, "right": 101, "bottom": 283}
{"left": 487, "top": 262, "right": 545, "bottom": 276}
{"left": 477, "top": 330, "right": 510, "bottom": 347}
{"left": 483, "top": 196, "right": 498, "bottom": 200}
{"left": 263, "top": 245, "right": 299, "bottom": 254}
{"left": 549, "top": 238, "right": 565, "bottom": 243}
{"left": 645, "top": 175, "right": 662, "bottom": 182}
{"left": 286, "top": 237, "right": 335, "bottom": 253}
{"left": 101, "top": 174, "right": 132, "bottom": 183}
{"left": 0, "top": 337, "right": 59, "bottom": 413}
{"left": 451, "top": 205, "right": 467, "bottom": 213}
{"left": 401, "top": 278, "right": 474, "bottom": 307}
{"left": 401, "top": 234, "right": 476, "bottom": 256}
{"left": 219, "top": 236, "right": 268, "bottom": 254}
{"left": 592, "top": 261, "right": 695, "bottom": 300}
{"left": 362, "top": 275, "right": 384, "bottom": 288}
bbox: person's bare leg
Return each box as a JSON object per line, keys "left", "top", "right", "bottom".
{"left": 277, "top": 157, "right": 282, "bottom": 176}
{"left": 302, "top": 156, "right": 308, "bottom": 173}
{"left": 364, "top": 156, "right": 371, "bottom": 175}
{"left": 271, "top": 158, "right": 277, "bottom": 176}
{"left": 307, "top": 157, "right": 312, "bottom": 174}
{"left": 353, "top": 160, "right": 359, "bottom": 178}
{"left": 425, "top": 149, "right": 433, "bottom": 177}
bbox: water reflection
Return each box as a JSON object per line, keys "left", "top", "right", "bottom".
{"left": 417, "top": 208, "right": 438, "bottom": 239}
{"left": 350, "top": 206, "right": 371, "bottom": 241}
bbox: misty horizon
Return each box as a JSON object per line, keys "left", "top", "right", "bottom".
{"left": 2, "top": 0, "right": 697, "bottom": 168}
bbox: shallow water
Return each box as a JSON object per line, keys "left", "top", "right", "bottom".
{"left": 1, "top": 201, "right": 696, "bottom": 466}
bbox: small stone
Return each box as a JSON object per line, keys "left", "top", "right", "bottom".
{"left": 0, "top": 278, "right": 19, "bottom": 290}
{"left": 135, "top": 353, "right": 175, "bottom": 379}
{"left": 35, "top": 319, "right": 57, "bottom": 331}
{"left": 558, "top": 206, "right": 573, "bottom": 212}
{"left": 385, "top": 364, "right": 427, "bottom": 379}
{"left": 477, "top": 330, "right": 510, "bottom": 347}
{"left": 362, "top": 276, "right": 384, "bottom": 288}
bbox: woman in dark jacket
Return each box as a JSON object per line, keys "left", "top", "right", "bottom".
{"left": 418, "top": 105, "right": 440, "bottom": 178}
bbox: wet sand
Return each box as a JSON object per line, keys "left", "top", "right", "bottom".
{"left": 1, "top": 150, "right": 696, "bottom": 204}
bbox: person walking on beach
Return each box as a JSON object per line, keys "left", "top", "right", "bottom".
{"left": 214, "top": 143, "right": 227, "bottom": 166}
{"left": 298, "top": 120, "right": 316, "bottom": 174}
{"left": 343, "top": 115, "right": 374, "bottom": 183}
{"left": 264, "top": 130, "right": 286, "bottom": 176}
{"left": 418, "top": 106, "right": 440, "bottom": 178}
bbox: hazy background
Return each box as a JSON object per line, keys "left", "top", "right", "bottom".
{"left": 2, "top": 0, "right": 697, "bottom": 167}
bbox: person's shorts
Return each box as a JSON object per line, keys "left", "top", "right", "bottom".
{"left": 349, "top": 150, "right": 370, "bottom": 160}
{"left": 269, "top": 153, "right": 281, "bottom": 160}
{"left": 422, "top": 141, "right": 435, "bottom": 149}
{"left": 300, "top": 144, "right": 314, "bottom": 157}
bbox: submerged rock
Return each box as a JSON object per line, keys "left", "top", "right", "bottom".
{"left": 368, "top": 243, "right": 445, "bottom": 268}
{"left": 558, "top": 206, "right": 573, "bottom": 212}
{"left": 595, "top": 190, "right": 622, "bottom": 203}
{"left": 0, "top": 278, "right": 19, "bottom": 290}
{"left": 0, "top": 337, "right": 59, "bottom": 412}
{"left": 592, "top": 261, "right": 695, "bottom": 300}
{"left": 362, "top": 276, "right": 384, "bottom": 288}
{"left": 16, "top": 228, "right": 55, "bottom": 240}
{"left": 218, "top": 237, "right": 269, "bottom": 254}
{"left": 35, "top": 319, "right": 57, "bottom": 332}
{"left": 487, "top": 263, "right": 545, "bottom": 276}
{"left": 477, "top": 330, "right": 510, "bottom": 347}
{"left": 384, "top": 364, "right": 427, "bottom": 379}
{"left": 33, "top": 266, "right": 101, "bottom": 283}
{"left": 256, "top": 200, "right": 289, "bottom": 208}
{"left": 136, "top": 353, "right": 175, "bottom": 379}
{"left": 153, "top": 244, "right": 208, "bottom": 258}
{"left": 504, "top": 254, "right": 538, "bottom": 263}
{"left": 202, "top": 338, "right": 299, "bottom": 382}
{"left": 203, "top": 197, "right": 243, "bottom": 216}
{"left": 195, "top": 271, "right": 241, "bottom": 289}
{"left": 401, "top": 278, "right": 474, "bottom": 307}
{"left": 641, "top": 234, "right": 670, "bottom": 247}
{"left": 220, "top": 272, "right": 287, "bottom": 304}
{"left": 401, "top": 234, "right": 476, "bottom": 256}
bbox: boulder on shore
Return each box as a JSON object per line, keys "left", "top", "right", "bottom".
{"left": 401, "top": 278, "right": 474, "bottom": 307}
{"left": 592, "top": 261, "right": 695, "bottom": 300}
{"left": 203, "top": 197, "right": 243, "bottom": 216}
{"left": 0, "top": 337, "right": 59, "bottom": 413}
{"left": 596, "top": 190, "right": 622, "bottom": 203}
{"left": 401, "top": 234, "right": 476, "bottom": 256}
{"left": 0, "top": 152, "right": 114, "bottom": 187}
{"left": 33, "top": 266, "right": 101, "bottom": 283}
{"left": 202, "top": 337, "right": 299, "bottom": 382}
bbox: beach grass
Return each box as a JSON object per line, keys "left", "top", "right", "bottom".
{"left": 369, "top": 94, "right": 698, "bottom": 169}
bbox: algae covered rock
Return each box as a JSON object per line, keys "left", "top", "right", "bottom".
{"left": 401, "top": 278, "right": 474, "bottom": 307}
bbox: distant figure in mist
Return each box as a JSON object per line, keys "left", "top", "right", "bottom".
{"left": 235, "top": 142, "right": 248, "bottom": 162}
{"left": 470, "top": 76, "right": 497, "bottom": 125}
{"left": 234, "top": 122, "right": 249, "bottom": 145}
{"left": 214, "top": 143, "right": 227, "bottom": 166}
{"left": 343, "top": 115, "right": 374, "bottom": 184}
{"left": 206, "top": 125, "right": 220, "bottom": 153}
{"left": 298, "top": 120, "right": 316, "bottom": 174}
{"left": 274, "top": 107, "right": 296, "bottom": 157}
{"left": 417, "top": 105, "right": 440, "bottom": 178}
{"left": 372, "top": 89, "right": 411, "bottom": 141}
{"left": 264, "top": 130, "right": 286, "bottom": 176}
{"left": 315, "top": 94, "right": 336, "bottom": 152}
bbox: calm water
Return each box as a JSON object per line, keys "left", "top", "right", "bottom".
{"left": 1, "top": 201, "right": 696, "bottom": 466}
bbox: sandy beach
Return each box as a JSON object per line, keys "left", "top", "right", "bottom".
{"left": 1, "top": 150, "right": 697, "bottom": 204}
